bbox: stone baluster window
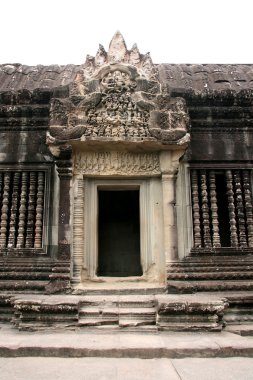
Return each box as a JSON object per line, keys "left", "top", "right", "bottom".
{"left": 0, "top": 170, "right": 46, "bottom": 250}
{"left": 190, "top": 168, "right": 253, "bottom": 249}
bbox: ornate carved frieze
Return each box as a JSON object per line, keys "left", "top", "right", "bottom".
{"left": 74, "top": 151, "right": 160, "bottom": 176}
{"left": 48, "top": 32, "right": 190, "bottom": 148}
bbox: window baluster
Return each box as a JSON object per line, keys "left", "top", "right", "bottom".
{"left": 200, "top": 170, "right": 212, "bottom": 248}
{"left": 234, "top": 170, "right": 247, "bottom": 247}
{"left": 242, "top": 170, "right": 253, "bottom": 247}
{"left": 8, "top": 172, "right": 20, "bottom": 248}
{"left": 191, "top": 169, "right": 202, "bottom": 247}
{"left": 16, "top": 172, "right": 28, "bottom": 248}
{"left": 34, "top": 172, "right": 44, "bottom": 248}
{"left": 0, "top": 173, "right": 11, "bottom": 248}
{"left": 209, "top": 171, "right": 221, "bottom": 247}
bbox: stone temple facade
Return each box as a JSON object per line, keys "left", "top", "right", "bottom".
{"left": 0, "top": 32, "right": 253, "bottom": 331}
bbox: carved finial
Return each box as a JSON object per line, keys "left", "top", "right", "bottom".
{"left": 108, "top": 31, "right": 127, "bottom": 62}
{"left": 129, "top": 43, "right": 141, "bottom": 65}
{"left": 140, "top": 52, "right": 157, "bottom": 80}
{"left": 95, "top": 44, "right": 107, "bottom": 66}
{"left": 85, "top": 54, "right": 94, "bottom": 64}
{"left": 82, "top": 54, "right": 95, "bottom": 80}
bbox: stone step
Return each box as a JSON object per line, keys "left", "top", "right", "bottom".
{"left": 12, "top": 297, "right": 78, "bottom": 331}
{"left": 168, "top": 259, "right": 253, "bottom": 266}
{"left": 0, "top": 267, "right": 54, "bottom": 272}
{"left": 156, "top": 294, "right": 226, "bottom": 331}
{"left": 167, "top": 266, "right": 253, "bottom": 273}
{"left": 225, "top": 314, "right": 253, "bottom": 323}
{"left": 72, "top": 287, "right": 165, "bottom": 296}
{"left": 0, "top": 304, "right": 14, "bottom": 321}
{"left": 78, "top": 296, "right": 157, "bottom": 327}
{"left": 190, "top": 249, "right": 253, "bottom": 256}
{"left": 167, "top": 272, "right": 253, "bottom": 281}
{"left": 0, "top": 280, "right": 46, "bottom": 292}
{"left": 2, "top": 328, "right": 253, "bottom": 358}
{"left": 3, "top": 293, "right": 247, "bottom": 332}
{"left": 79, "top": 295, "right": 156, "bottom": 308}
{"left": 79, "top": 318, "right": 156, "bottom": 327}
{"left": 167, "top": 280, "right": 253, "bottom": 293}
{"left": 79, "top": 309, "right": 118, "bottom": 323}
{"left": 79, "top": 307, "right": 156, "bottom": 318}
{"left": 225, "top": 324, "right": 253, "bottom": 336}
{"left": 79, "top": 306, "right": 156, "bottom": 314}
{"left": 0, "top": 272, "right": 52, "bottom": 280}
{"left": 173, "top": 254, "right": 253, "bottom": 261}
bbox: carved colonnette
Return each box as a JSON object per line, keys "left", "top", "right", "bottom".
{"left": 226, "top": 170, "right": 239, "bottom": 248}
{"left": 190, "top": 168, "right": 253, "bottom": 251}
{"left": 191, "top": 169, "right": 202, "bottom": 248}
{"left": 209, "top": 171, "right": 221, "bottom": 248}
{"left": 243, "top": 170, "right": 253, "bottom": 247}
{"left": 200, "top": 170, "right": 212, "bottom": 248}
{"left": 0, "top": 167, "right": 50, "bottom": 254}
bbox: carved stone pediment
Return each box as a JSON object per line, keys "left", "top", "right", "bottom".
{"left": 48, "top": 32, "right": 190, "bottom": 148}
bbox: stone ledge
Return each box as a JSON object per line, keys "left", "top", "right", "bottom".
{"left": 1, "top": 326, "right": 253, "bottom": 358}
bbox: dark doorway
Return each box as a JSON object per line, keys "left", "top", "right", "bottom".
{"left": 97, "top": 190, "right": 142, "bottom": 277}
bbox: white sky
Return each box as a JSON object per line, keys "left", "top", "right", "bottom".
{"left": 1, "top": 0, "right": 252, "bottom": 65}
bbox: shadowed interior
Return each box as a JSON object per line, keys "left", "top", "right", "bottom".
{"left": 97, "top": 190, "right": 142, "bottom": 277}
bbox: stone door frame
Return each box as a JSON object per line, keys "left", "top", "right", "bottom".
{"left": 84, "top": 178, "right": 152, "bottom": 280}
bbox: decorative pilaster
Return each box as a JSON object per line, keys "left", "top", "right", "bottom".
{"left": 0, "top": 172, "right": 3, "bottom": 210}
{"left": 0, "top": 173, "right": 11, "bottom": 248}
{"left": 209, "top": 171, "right": 221, "bottom": 247}
{"left": 160, "top": 150, "right": 185, "bottom": 261}
{"left": 72, "top": 178, "right": 85, "bottom": 282}
{"left": 34, "top": 172, "right": 45, "bottom": 248}
{"left": 55, "top": 145, "right": 73, "bottom": 260}
{"left": 200, "top": 170, "right": 212, "bottom": 248}
{"left": 234, "top": 170, "right": 247, "bottom": 247}
{"left": 44, "top": 146, "right": 72, "bottom": 293}
{"left": 8, "top": 172, "right": 21, "bottom": 248}
{"left": 191, "top": 169, "right": 202, "bottom": 247}
{"left": 242, "top": 170, "right": 253, "bottom": 247}
{"left": 226, "top": 170, "right": 238, "bottom": 247}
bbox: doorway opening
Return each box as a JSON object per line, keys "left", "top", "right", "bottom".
{"left": 97, "top": 189, "right": 142, "bottom": 277}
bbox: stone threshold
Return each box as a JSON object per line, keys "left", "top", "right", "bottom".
{"left": 72, "top": 283, "right": 165, "bottom": 295}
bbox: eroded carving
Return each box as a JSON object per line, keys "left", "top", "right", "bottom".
{"left": 48, "top": 32, "right": 190, "bottom": 148}
{"left": 74, "top": 152, "right": 160, "bottom": 176}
